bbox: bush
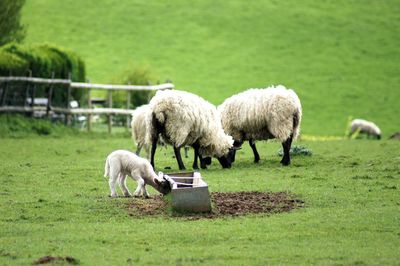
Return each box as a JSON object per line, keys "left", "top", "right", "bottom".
{"left": 111, "top": 62, "right": 159, "bottom": 109}
{"left": 277, "top": 145, "right": 313, "bottom": 157}
{"left": 0, "top": 43, "right": 86, "bottom": 104}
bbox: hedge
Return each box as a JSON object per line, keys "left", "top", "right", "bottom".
{"left": 0, "top": 43, "right": 86, "bottom": 103}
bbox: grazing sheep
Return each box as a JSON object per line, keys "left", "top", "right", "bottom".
{"left": 349, "top": 119, "right": 381, "bottom": 139}
{"left": 104, "top": 150, "right": 171, "bottom": 198}
{"left": 131, "top": 105, "right": 204, "bottom": 164}
{"left": 145, "top": 89, "right": 234, "bottom": 170}
{"left": 218, "top": 85, "right": 302, "bottom": 166}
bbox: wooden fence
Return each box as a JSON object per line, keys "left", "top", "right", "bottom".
{"left": 0, "top": 76, "right": 174, "bottom": 133}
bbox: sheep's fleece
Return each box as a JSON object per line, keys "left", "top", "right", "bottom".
{"left": 218, "top": 85, "right": 302, "bottom": 142}
{"left": 145, "top": 89, "right": 233, "bottom": 157}
{"left": 131, "top": 104, "right": 151, "bottom": 157}
{"left": 350, "top": 119, "right": 381, "bottom": 136}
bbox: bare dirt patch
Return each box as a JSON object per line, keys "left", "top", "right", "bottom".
{"left": 33, "top": 256, "right": 79, "bottom": 265}
{"left": 126, "top": 191, "right": 303, "bottom": 220}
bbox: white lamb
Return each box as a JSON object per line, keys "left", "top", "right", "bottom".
{"left": 349, "top": 119, "right": 381, "bottom": 139}
{"left": 145, "top": 89, "right": 234, "bottom": 170}
{"left": 104, "top": 150, "right": 171, "bottom": 198}
{"left": 218, "top": 85, "right": 302, "bottom": 166}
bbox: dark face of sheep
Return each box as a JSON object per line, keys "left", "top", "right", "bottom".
{"left": 217, "top": 148, "right": 239, "bottom": 168}
{"left": 154, "top": 177, "right": 172, "bottom": 195}
{"left": 217, "top": 155, "right": 232, "bottom": 168}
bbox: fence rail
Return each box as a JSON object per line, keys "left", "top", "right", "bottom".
{"left": 0, "top": 75, "right": 174, "bottom": 133}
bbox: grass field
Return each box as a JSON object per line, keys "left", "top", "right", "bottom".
{"left": 21, "top": 0, "right": 400, "bottom": 136}
{"left": 0, "top": 135, "right": 399, "bottom": 265}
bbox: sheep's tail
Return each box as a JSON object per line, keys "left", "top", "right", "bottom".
{"left": 104, "top": 157, "right": 110, "bottom": 179}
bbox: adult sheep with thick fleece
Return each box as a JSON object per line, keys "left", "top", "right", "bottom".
{"left": 145, "top": 89, "right": 234, "bottom": 170}
{"left": 218, "top": 85, "right": 302, "bottom": 166}
{"left": 104, "top": 150, "right": 171, "bottom": 198}
{"left": 349, "top": 119, "right": 381, "bottom": 139}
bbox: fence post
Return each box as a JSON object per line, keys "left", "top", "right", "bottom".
{"left": 24, "top": 70, "right": 32, "bottom": 108}
{"left": 65, "top": 73, "right": 72, "bottom": 125}
{"left": 108, "top": 90, "right": 112, "bottom": 134}
{"left": 30, "top": 78, "right": 36, "bottom": 117}
{"left": 126, "top": 82, "right": 131, "bottom": 128}
{"left": 87, "top": 80, "right": 92, "bottom": 132}
{"left": 46, "top": 72, "right": 55, "bottom": 118}
{"left": 0, "top": 77, "right": 8, "bottom": 107}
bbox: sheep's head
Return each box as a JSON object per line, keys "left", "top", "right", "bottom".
{"left": 154, "top": 176, "right": 172, "bottom": 195}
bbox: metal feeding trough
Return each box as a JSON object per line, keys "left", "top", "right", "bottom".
{"left": 162, "top": 172, "right": 211, "bottom": 213}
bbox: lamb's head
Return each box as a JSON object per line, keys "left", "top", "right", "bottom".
{"left": 153, "top": 176, "right": 172, "bottom": 195}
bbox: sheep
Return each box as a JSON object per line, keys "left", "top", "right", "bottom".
{"left": 218, "top": 85, "right": 302, "bottom": 166}
{"left": 104, "top": 150, "right": 171, "bottom": 198}
{"left": 131, "top": 105, "right": 152, "bottom": 159}
{"left": 145, "top": 89, "right": 234, "bottom": 170}
{"left": 349, "top": 119, "right": 381, "bottom": 139}
{"left": 131, "top": 104, "right": 204, "bottom": 164}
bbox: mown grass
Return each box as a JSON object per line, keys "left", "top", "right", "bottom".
{"left": 21, "top": 0, "right": 400, "bottom": 136}
{"left": 0, "top": 136, "right": 399, "bottom": 265}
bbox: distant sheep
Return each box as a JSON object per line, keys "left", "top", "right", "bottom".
{"left": 145, "top": 89, "right": 234, "bottom": 170}
{"left": 349, "top": 119, "right": 381, "bottom": 139}
{"left": 218, "top": 85, "right": 302, "bottom": 166}
{"left": 104, "top": 150, "right": 171, "bottom": 198}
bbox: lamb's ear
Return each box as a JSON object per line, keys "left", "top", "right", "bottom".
{"left": 153, "top": 178, "right": 162, "bottom": 186}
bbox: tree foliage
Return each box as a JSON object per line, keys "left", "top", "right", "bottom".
{"left": 0, "top": 0, "right": 26, "bottom": 46}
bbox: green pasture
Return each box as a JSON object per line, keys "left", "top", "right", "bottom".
{"left": 21, "top": 0, "right": 400, "bottom": 136}
{"left": 0, "top": 135, "right": 399, "bottom": 265}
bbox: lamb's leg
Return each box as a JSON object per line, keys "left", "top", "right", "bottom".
{"left": 174, "top": 146, "right": 186, "bottom": 170}
{"left": 131, "top": 175, "right": 145, "bottom": 197}
{"left": 118, "top": 174, "right": 132, "bottom": 197}
{"left": 141, "top": 184, "right": 150, "bottom": 199}
{"left": 249, "top": 139, "right": 260, "bottom": 163}
{"left": 108, "top": 170, "right": 119, "bottom": 198}
{"left": 280, "top": 135, "right": 293, "bottom": 166}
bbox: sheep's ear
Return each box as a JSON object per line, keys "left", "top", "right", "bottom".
{"left": 154, "top": 178, "right": 161, "bottom": 186}
{"left": 232, "top": 146, "right": 242, "bottom": 151}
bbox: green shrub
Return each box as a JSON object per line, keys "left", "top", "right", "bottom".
{"left": 111, "top": 62, "right": 158, "bottom": 109}
{"left": 0, "top": 50, "right": 28, "bottom": 76}
{"left": 277, "top": 145, "right": 313, "bottom": 157}
{"left": 0, "top": 43, "right": 86, "bottom": 104}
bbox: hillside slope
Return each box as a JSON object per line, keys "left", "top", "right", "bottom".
{"left": 22, "top": 0, "right": 400, "bottom": 136}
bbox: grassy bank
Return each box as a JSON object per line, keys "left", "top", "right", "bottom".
{"left": 21, "top": 0, "right": 400, "bottom": 136}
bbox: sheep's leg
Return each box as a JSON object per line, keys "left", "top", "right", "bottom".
{"left": 135, "top": 144, "right": 142, "bottom": 156}
{"left": 192, "top": 143, "right": 201, "bottom": 169}
{"left": 184, "top": 146, "right": 189, "bottom": 158}
{"left": 280, "top": 135, "right": 293, "bottom": 166}
{"left": 174, "top": 146, "right": 186, "bottom": 170}
{"left": 150, "top": 136, "right": 158, "bottom": 169}
{"left": 131, "top": 176, "right": 145, "bottom": 197}
{"left": 108, "top": 170, "right": 119, "bottom": 198}
{"left": 232, "top": 140, "right": 243, "bottom": 163}
{"left": 118, "top": 174, "right": 132, "bottom": 197}
{"left": 249, "top": 139, "right": 260, "bottom": 163}
{"left": 141, "top": 184, "right": 150, "bottom": 199}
